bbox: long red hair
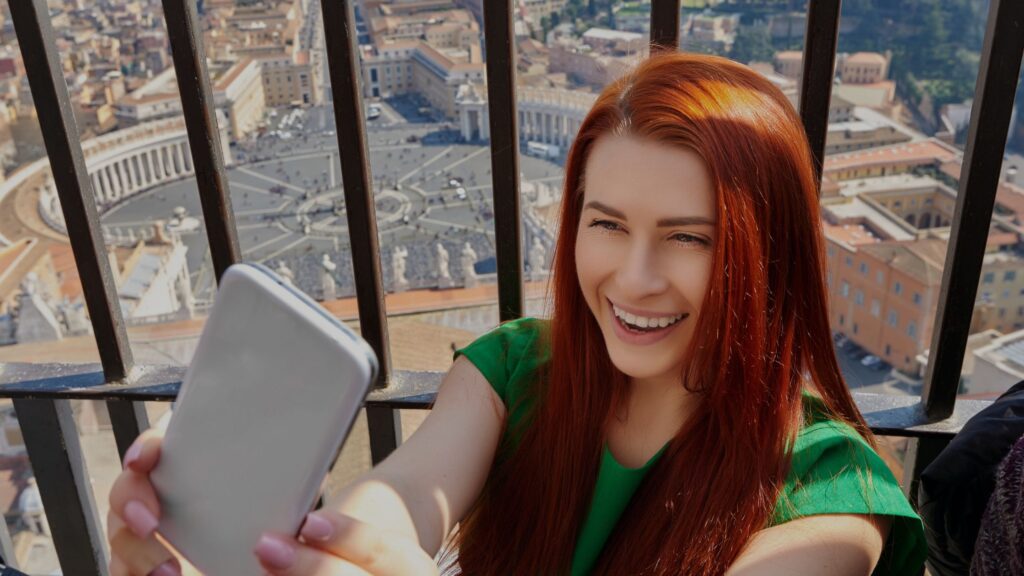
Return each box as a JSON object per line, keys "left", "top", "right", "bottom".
{"left": 439, "top": 52, "right": 875, "bottom": 575}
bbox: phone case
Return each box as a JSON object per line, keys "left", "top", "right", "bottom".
{"left": 150, "top": 263, "right": 378, "bottom": 575}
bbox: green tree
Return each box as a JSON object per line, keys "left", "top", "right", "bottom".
{"left": 730, "top": 25, "right": 773, "bottom": 64}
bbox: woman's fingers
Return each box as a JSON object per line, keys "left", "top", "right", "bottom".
{"left": 255, "top": 533, "right": 372, "bottom": 576}
{"left": 107, "top": 508, "right": 181, "bottom": 575}
{"left": 256, "top": 510, "right": 438, "bottom": 576}
{"left": 123, "top": 428, "right": 164, "bottom": 474}
{"left": 108, "top": 467, "right": 162, "bottom": 540}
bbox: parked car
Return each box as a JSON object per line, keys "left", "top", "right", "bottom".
{"left": 861, "top": 355, "right": 883, "bottom": 367}
{"left": 848, "top": 347, "right": 869, "bottom": 361}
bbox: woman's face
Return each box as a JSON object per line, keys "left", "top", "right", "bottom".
{"left": 576, "top": 134, "right": 716, "bottom": 384}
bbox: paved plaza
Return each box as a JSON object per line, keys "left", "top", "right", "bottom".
{"left": 101, "top": 101, "right": 565, "bottom": 305}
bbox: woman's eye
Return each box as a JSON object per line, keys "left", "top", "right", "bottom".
{"left": 671, "top": 233, "right": 710, "bottom": 247}
{"left": 589, "top": 219, "right": 622, "bottom": 232}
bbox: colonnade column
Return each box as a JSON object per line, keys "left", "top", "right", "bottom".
{"left": 99, "top": 167, "right": 115, "bottom": 202}
{"left": 146, "top": 149, "right": 157, "bottom": 183}
{"left": 173, "top": 143, "right": 185, "bottom": 176}
{"left": 91, "top": 172, "right": 104, "bottom": 203}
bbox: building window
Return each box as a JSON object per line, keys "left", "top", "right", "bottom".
{"left": 894, "top": 281, "right": 902, "bottom": 295}
{"left": 845, "top": 256, "right": 853, "bottom": 267}
{"left": 841, "top": 281, "right": 850, "bottom": 298}
{"left": 876, "top": 270, "right": 884, "bottom": 284}
{"left": 984, "top": 272, "right": 995, "bottom": 284}
{"left": 855, "top": 290, "right": 864, "bottom": 305}
{"left": 888, "top": 310, "right": 898, "bottom": 327}
{"left": 1000, "top": 308, "right": 1007, "bottom": 318}
{"left": 871, "top": 299, "right": 880, "bottom": 317}
{"left": 839, "top": 314, "right": 845, "bottom": 326}
{"left": 907, "top": 322, "right": 916, "bottom": 338}
{"left": 913, "top": 292, "right": 922, "bottom": 305}
{"left": 885, "top": 344, "right": 891, "bottom": 356}
{"left": 859, "top": 262, "right": 868, "bottom": 275}
{"left": 370, "top": 68, "right": 378, "bottom": 82}
{"left": 853, "top": 323, "right": 859, "bottom": 335}
{"left": 1005, "top": 270, "right": 1017, "bottom": 282}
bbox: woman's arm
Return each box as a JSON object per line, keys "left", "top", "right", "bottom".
{"left": 321, "top": 355, "right": 506, "bottom": 557}
{"left": 725, "top": 514, "right": 891, "bottom": 576}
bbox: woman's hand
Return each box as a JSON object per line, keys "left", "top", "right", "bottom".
{"left": 255, "top": 509, "right": 440, "bottom": 575}
{"left": 107, "top": 428, "right": 200, "bottom": 576}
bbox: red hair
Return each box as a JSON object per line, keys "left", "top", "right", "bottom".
{"left": 439, "top": 52, "right": 875, "bottom": 575}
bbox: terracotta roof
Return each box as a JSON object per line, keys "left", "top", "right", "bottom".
{"left": 846, "top": 52, "right": 887, "bottom": 65}
{"left": 824, "top": 139, "right": 959, "bottom": 174}
{"left": 858, "top": 239, "right": 947, "bottom": 286}
{"left": 47, "top": 243, "right": 83, "bottom": 302}
{"left": 823, "top": 222, "right": 882, "bottom": 246}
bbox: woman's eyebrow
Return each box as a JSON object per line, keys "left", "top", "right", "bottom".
{"left": 656, "top": 216, "right": 716, "bottom": 228}
{"left": 582, "top": 200, "right": 626, "bottom": 219}
{"left": 583, "top": 201, "right": 716, "bottom": 227}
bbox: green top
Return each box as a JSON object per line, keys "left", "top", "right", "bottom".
{"left": 455, "top": 317, "right": 927, "bottom": 576}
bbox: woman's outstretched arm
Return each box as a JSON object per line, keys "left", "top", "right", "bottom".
{"left": 725, "top": 514, "right": 891, "bottom": 576}
{"left": 321, "top": 354, "right": 507, "bottom": 556}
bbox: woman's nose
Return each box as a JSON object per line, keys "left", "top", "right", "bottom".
{"left": 615, "top": 242, "right": 669, "bottom": 298}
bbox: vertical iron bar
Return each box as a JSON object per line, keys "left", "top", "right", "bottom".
{"left": 321, "top": 0, "right": 397, "bottom": 463}
{"left": 0, "top": 515, "right": 17, "bottom": 570}
{"left": 162, "top": 0, "right": 241, "bottom": 281}
{"left": 8, "top": 0, "right": 133, "bottom": 381}
{"left": 798, "top": 0, "right": 842, "bottom": 184}
{"left": 650, "top": 0, "right": 681, "bottom": 52}
{"left": 8, "top": 0, "right": 148, "bottom": 463}
{"left": 483, "top": 0, "right": 524, "bottom": 321}
{"left": 922, "top": 0, "right": 1024, "bottom": 420}
{"left": 107, "top": 401, "right": 151, "bottom": 459}
{"left": 14, "top": 399, "right": 107, "bottom": 575}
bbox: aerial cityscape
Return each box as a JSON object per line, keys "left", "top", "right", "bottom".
{"left": 0, "top": 0, "right": 1021, "bottom": 570}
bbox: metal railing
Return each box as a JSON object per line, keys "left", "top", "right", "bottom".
{"left": 0, "top": 0, "right": 1022, "bottom": 572}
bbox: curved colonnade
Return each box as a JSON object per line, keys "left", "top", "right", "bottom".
{"left": 29, "top": 117, "right": 231, "bottom": 234}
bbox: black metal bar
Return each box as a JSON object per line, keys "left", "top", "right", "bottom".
{"left": 162, "top": 0, "right": 241, "bottom": 281}
{"left": 8, "top": 0, "right": 134, "bottom": 382}
{"left": 365, "top": 405, "right": 403, "bottom": 466}
{"left": 483, "top": 0, "right": 524, "bottom": 322}
{"left": 0, "top": 364, "right": 995, "bottom": 438}
{"left": 650, "top": 0, "right": 680, "bottom": 52}
{"left": 321, "top": 0, "right": 397, "bottom": 461}
{"left": 0, "top": 515, "right": 17, "bottom": 570}
{"left": 14, "top": 399, "right": 107, "bottom": 575}
{"left": 798, "top": 0, "right": 842, "bottom": 184}
{"left": 902, "top": 436, "right": 950, "bottom": 508}
{"left": 922, "top": 0, "right": 1024, "bottom": 420}
{"left": 107, "top": 400, "right": 151, "bottom": 459}
{"left": 8, "top": 0, "right": 150, "bottom": 466}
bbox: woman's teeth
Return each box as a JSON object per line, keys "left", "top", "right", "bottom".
{"left": 612, "top": 304, "right": 686, "bottom": 331}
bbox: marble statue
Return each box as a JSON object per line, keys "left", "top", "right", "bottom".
{"left": 392, "top": 246, "right": 409, "bottom": 292}
{"left": 321, "top": 253, "right": 337, "bottom": 300}
{"left": 461, "top": 242, "right": 479, "bottom": 289}
{"left": 436, "top": 243, "right": 452, "bottom": 288}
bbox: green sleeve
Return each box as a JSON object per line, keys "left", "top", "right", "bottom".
{"left": 452, "top": 317, "right": 547, "bottom": 406}
{"left": 772, "top": 420, "right": 928, "bottom": 576}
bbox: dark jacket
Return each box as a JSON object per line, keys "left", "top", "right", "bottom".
{"left": 917, "top": 380, "right": 1024, "bottom": 575}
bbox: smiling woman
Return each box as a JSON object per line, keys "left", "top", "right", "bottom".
{"left": 439, "top": 53, "right": 926, "bottom": 575}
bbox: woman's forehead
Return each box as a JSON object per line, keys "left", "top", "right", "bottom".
{"left": 582, "top": 134, "right": 715, "bottom": 218}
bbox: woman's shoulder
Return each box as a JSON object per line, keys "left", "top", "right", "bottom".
{"left": 773, "top": 391, "right": 927, "bottom": 575}
{"left": 453, "top": 317, "right": 550, "bottom": 403}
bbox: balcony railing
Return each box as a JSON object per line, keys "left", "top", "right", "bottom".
{"left": 1, "top": 0, "right": 1022, "bottom": 573}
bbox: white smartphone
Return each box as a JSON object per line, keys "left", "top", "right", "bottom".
{"left": 149, "top": 262, "right": 378, "bottom": 575}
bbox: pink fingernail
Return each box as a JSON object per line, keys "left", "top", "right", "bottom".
{"left": 150, "top": 559, "right": 181, "bottom": 576}
{"left": 123, "top": 500, "right": 158, "bottom": 538}
{"left": 124, "top": 442, "right": 143, "bottom": 469}
{"left": 300, "top": 512, "right": 333, "bottom": 541}
{"left": 254, "top": 534, "right": 295, "bottom": 569}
